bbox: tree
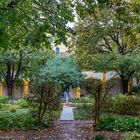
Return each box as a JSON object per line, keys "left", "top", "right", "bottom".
{"left": 0, "top": 49, "right": 29, "bottom": 97}
{"left": 30, "top": 56, "right": 84, "bottom": 123}
{"left": 75, "top": 0, "right": 140, "bottom": 93}
{"left": 0, "top": 0, "right": 74, "bottom": 97}
{"left": 93, "top": 81, "right": 112, "bottom": 130}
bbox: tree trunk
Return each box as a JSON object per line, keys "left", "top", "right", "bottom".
{"left": 93, "top": 91, "right": 101, "bottom": 130}
{"left": 7, "top": 83, "right": 14, "bottom": 98}
{"left": 94, "top": 105, "right": 100, "bottom": 130}
{"left": 122, "top": 79, "right": 129, "bottom": 94}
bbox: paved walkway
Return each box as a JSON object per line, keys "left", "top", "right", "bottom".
{"left": 60, "top": 104, "right": 74, "bottom": 121}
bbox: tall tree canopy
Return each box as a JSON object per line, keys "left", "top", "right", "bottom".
{"left": 75, "top": 0, "right": 140, "bottom": 93}
{"left": 0, "top": 0, "right": 74, "bottom": 97}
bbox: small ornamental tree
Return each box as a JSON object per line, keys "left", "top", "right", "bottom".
{"left": 30, "top": 56, "right": 84, "bottom": 124}
{"left": 87, "top": 80, "right": 112, "bottom": 130}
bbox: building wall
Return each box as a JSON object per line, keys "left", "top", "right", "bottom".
{"left": 0, "top": 80, "right": 29, "bottom": 98}
{"left": 2, "top": 86, "right": 24, "bottom": 98}
{"left": 69, "top": 71, "right": 122, "bottom": 97}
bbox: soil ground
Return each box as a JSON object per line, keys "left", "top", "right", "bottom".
{"left": 0, "top": 121, "right": 123, "bottom": 140}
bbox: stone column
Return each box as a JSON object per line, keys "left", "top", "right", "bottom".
{"left": 23, "top": 80, "right": 29, "bottom": 96}
{"left": 76, "top": 87, "right": 81, "bottom": 99}
{"left": 102, "top": 72, "right": 106, "bottom": 83}
{"left": 0, "top": 83, "right": 2, "bottom": 96}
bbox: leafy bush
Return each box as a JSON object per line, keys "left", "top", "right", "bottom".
{"left": 101, "top": 96, "right": 114, "bottom": 112}
{"left": 74, "top": 103, "right": 94, "bottom": 120}
{"left": 132, "top": 86, "right": 140, "bottom": 93}
{"left": 98, "top": 115, "right": 140, "bottom": 132}
{"left": 80, "top": 96, "right": 94, "bottom": 103}
{"left": 74, "top": 107, "right": 92, "bottom": 120}
{"left": 8, "top": 105, "right": 21, "bottom": 111}
{"left": 0, "top": 103, "right": 9, "bottom": 111}
{"left": 92, "top": 134, "right": 105, "bottom": 140}
{"left": 0, "top": 96, "right": 9, "bottom": 104}
{"left": 121, "top": 132, "right": 140, "bottom": 140}
{"left": 16, "top": 98, "right": 29, "bottom": 108}
{"left": 112, "top": 94, "right": 140, "bottom": 115}
{"left": 101, "top": 94, "right": 140, "bottom": 115}
{"left": 73, "top": 96, "right": 94, "bottom": 104}
{"left": 0, "top": 112, "right": 40, "bottom": 130}
{"left": 43, "top": 110, "right": 61, "bottom": 126}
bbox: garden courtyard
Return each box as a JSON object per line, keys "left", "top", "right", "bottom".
{"left": 0, "top": 0, "right": 140, "bottom": 140}
{"left": 0, "top": 95, "right": 139, "bottom": 140}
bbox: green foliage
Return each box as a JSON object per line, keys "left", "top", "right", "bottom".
{"left": 43, "top": 110, "right": 61, "bottom": 126}
{"left": 0, "top": 96, "right": 9, "bottom": 104}
{"left": 75, "top": 0, "right": 140, "bottom": 93}
{"left": 0, "top": 103, "right": 7, "bottom": 110}
{"left": 74, "top": 94, "right": 140, "bottom": 120}
{"left": 98, "top": 115, "right": 140, "bottom": 132}
{"left": 92, "top": 134, "right": 105, "bottom": 140}
{"left": 33, "top": 56, "right": 84, "bottom": 87}
{"left": 74, "top": 96, "right": 94, "bottom": 104}
{"left": 0, "top": 112, "right": 40, "bottom": 130}
{"left": 0, "top": 0, "right": 74, "bottom": 48}
{"left": 112, "top": 94, "right": 140, "bottom": 115}
{"left": 74, "top": 107, "right": 92, "bottom": 120}
{"left": 8, "top": 105, "right": 21, "bottom": 111}
{"left": 132, "top": 86, "right": 140, "bottom": 93}
{"left": 0, "top": 0, "right": 74, "bottom": 97}
{"left": 81, "top": 79, "right": 101, "bottom": 95}
{"left": 16, "top": 99, "right": 29, "bottom": 108}
{"left": 74, "top": 96, "right": 94, "bottom": 120}
{"left": 121, "top": 132, "right": 140, "bottom": 140}
{"left": 29, "top": 56, "right": 84, "bottom": 124}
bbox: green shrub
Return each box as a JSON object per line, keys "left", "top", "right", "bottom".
{"left": 73, "top": 95, "right": 94, "bottom": 120}
{"left": 8, "top": 104, "right": 21, "bottom": 111}
{"left": 74, "top": 96, "right": 94, "bottom": 120}
{"left": 0, "top": 103, "right": 9, "bottom": 111}
{"left": 16, "top": 98, "right": 29, "bottom": 108}
{"left": 101, "top": 96, "right": 114, "bottom": 112}
{"left": 80, "top": 96, "right": 94, "bottom": 103}
{"left": 0, "top": 112, "right": 40, "bottom": 130}
{"left": 98, "top": 115, "right": 140, "bottom": 132}
{"left": 132, "top": 86, "right": 140, "bottom": 93}
{"left": 92, "top": 134, "right": 105, "bottom": 140}
{"left": 100, "top": 94, "right": 140, "bottom": 115}
{"left": 73, "top": 96, "right": 94, "bottom": 104}
{"left": 121, "top": 132, "right": 140, "bottom": 140}
{"left": 74, "top": 107, "right": 92, "bottom": 120}
{"left": 112, "top": 94, "right": 140, "bottom": 115}
{"left": 0, "top": 96, "right": 9, "bottom": 104}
